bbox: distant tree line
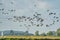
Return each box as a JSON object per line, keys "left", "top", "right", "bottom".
{"left": 34, "top": 28, "right": 60, "bottom": 36}
{"left": 0, "top": 28, "right": 60, "bottom": 36}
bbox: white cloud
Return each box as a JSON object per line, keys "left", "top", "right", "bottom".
{"left": 35, "top": 1, "right": 50, "bottom": 9}
{"left": 13, "top": 9, "right": 25, "bottom": 16}
{"left": 13, "top": 9, "right": 32, "bottom": 16}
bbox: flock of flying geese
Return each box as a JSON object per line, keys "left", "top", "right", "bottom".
{"left": 0, "top": 1, "right": 60, "bottom": 28}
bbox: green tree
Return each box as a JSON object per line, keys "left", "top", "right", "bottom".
{"left": 34, "top": 31, "right": 39, "bottom": 36}
{"left": 24, "top": 31, "right": 29, "bottom": 36}
{"left": 47, "top": 31, "right": 56, "bottom": 36}
{"left": 10, "top": 30, "right": 14, "bottom": 35}
{"left": 40, "top": 33, "right": 46, "bottom": 36}
{"left": 56, "top": 28, "right": 60, "bottom": 36}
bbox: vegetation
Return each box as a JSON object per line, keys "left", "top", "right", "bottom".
{"left": 34, "top": 31, "right": 39, "bottom": 36}
{"left": 30, "top": 28, "right": 60, "bottom": 36}
{"left": 0, "top": 28, "right": 60, "bottom": 36}
{"left": 0, "top": 36, "right": 60, "bottom": 40}
{"left": 0, "top": 28, "right": 60, "bottom": 40}
{"left": 47, "top": 31, "right": 56, "bottom": 36}
{"left": 0, "top": 38, "right": 60, "bottom": 40}
{"left": 40, "top": 33, "right": 46, "bottom": 36}
{"left": 56, "top": 28, "right": 60, "bottom": 36}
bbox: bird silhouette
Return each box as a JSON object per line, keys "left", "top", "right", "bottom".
{"left": 37, "top": 18, "right": 41, "bottom": 22}
{"left": 46, "top": 25, "right": 49, "bottom": 27}
{"left": 2, "top": 12, "right": 9, "bottom": 15}
{"left": 27, "top": 17, "right": 30, "bottom": 19}
{"left": 34, "top": 4, "right": 36, "bottom": 7}
{"left": 29, "top": 18, "right": 33, "bottom": 21}
{"left": 0, "top": 8, "right": 4, "bottom": 11}
{"left": 47, "top": 10, "right": 49, "bottom": 12}
{"left": 11, "top": 9, "right": 14, "bottom": 12}
{"left": 49, "top": 12, "right": 53, "bottom": 15}
{"left": 40, "top": 24, "right": 43, "bottom": 27}
{"left": 25, "top": 19, "right": 27, "bottom": 21}
{"left": 37, "top": 13, "right": 41, "bottom": 16}
{"left": 22, "top": 16, "right": 26, "bottom": 18}
{"left": 11, "top": 2, "right": 14, "bottom": 4}
{"left": 7, "top": 9, "right": 60, "bottom": 28}
{"left": 50, "top": 24, "right": 53, "bottom": 26}
{"left": 13, "top": 16, "right": 17, "bottom": 18}
{"left": 19, "top": 16, "right": 22, "bottom": 19}
{"left": 20, "top": 25, "right": 22, "bottom": 27}
{"left": 28, "top": 25, "right": 31, "bottom": 27}
{"left": 0, "top": 3, "right": 3, "bottom": 5}
{"left": 8, "top": 18, "right": 12, "bottom": 20}
{"left": 36, "top": 24, "right": 39, "bottom": 27}
{"left": 8, "top": 9, "right": 16, "bottom": 12}
{"left": 56, "top": 17, "right": 59, "bottom": 19}
{"left": 30, "top": 21, "right": 34, "bottom": 26}
{"left": 57, "top": 20, "right": 59, "bottom": 22}
{"left": 40, "top": 19, "right": 44, "bottom": 22}
{"left": 2, "top": 8, "right": 4, "bottom": 11}
{"left": 54, "top": 13, "right": 56, "bottom": 15}
{"left": 53, "top": 16, "right": 56, "bottom": 18}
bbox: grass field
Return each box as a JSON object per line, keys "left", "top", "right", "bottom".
{"left": 0, "top": 36, "right": 60, "bottom": 40}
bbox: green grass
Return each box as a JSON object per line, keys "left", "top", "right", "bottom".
{"left": 0, "top": 36, "right": 60, "bottom": 40}
{"left": 0, "top": 38, "right": 60, "bottom": 40}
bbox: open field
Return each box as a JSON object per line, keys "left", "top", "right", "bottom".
{"left": 0, "top": 36, "right": 60, "bottom": 40}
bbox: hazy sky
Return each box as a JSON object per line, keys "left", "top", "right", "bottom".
{"left": 0, "top": 0, "right": 60, "bottom": 34}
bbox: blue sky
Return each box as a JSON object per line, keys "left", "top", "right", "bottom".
{"left": 0, "top": 0, "right": 60, "bottom": 34}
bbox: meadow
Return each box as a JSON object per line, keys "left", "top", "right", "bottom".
{"left": 0, "top": 36, "right": 60, "bottom": 40}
